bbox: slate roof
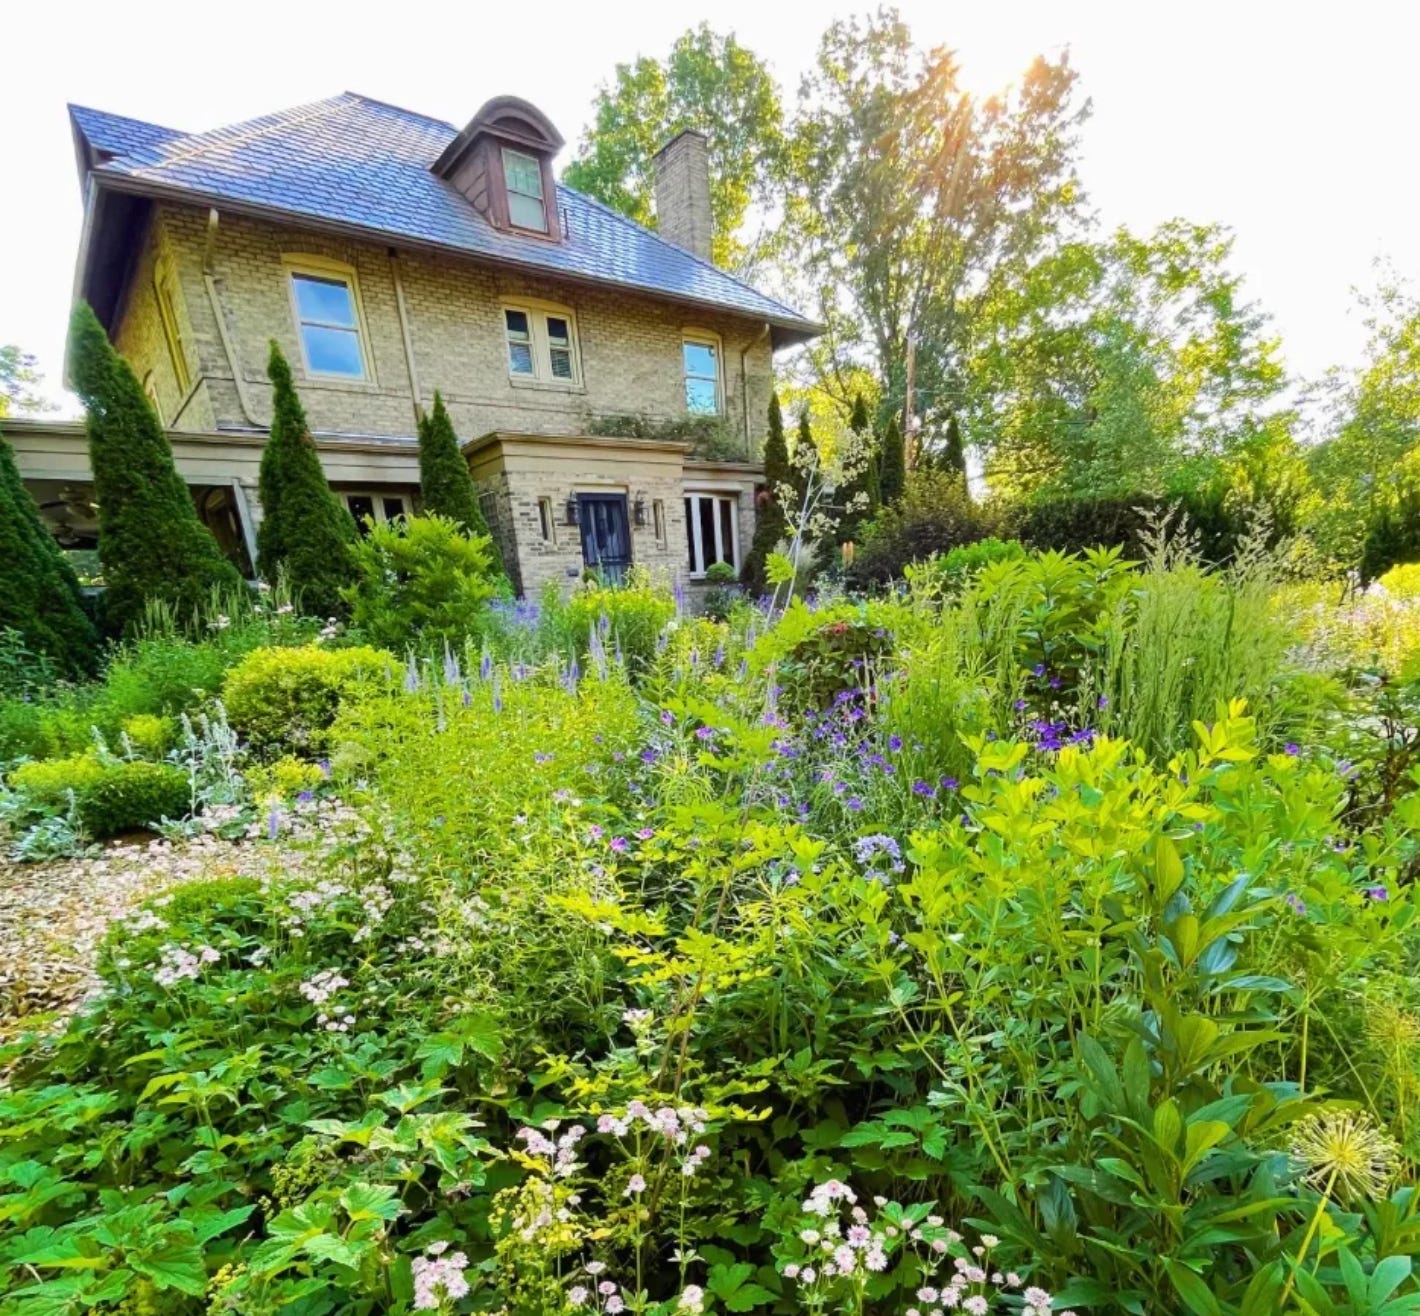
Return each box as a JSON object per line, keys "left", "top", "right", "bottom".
{"left": 68, "top": 93, "right": 818, "bottom": 339}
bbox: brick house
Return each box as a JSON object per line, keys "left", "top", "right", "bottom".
{"left": 11, "top": 92, "right": 819, "bottom": 595}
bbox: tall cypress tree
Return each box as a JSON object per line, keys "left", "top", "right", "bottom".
{"left": 68, "top": 302, "right": 241, "bottom": 635}
{"left": 880, "top": 414, "right": 907, "bottom": 507}
{"left": 741, "top": 392, "right": 791, "bottom": 594}
{"left": 0, "top": 427, "right": 98, "bottom": 675}
{"left": 257, "top": 342, "right": 357, "bottom": 618}
{"left": 417, "top": 390, "right": 502, "bottom": 572}
{"left": 942, "top": 414, "right": 968, "bottom": 485}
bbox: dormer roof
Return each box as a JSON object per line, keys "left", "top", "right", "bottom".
{"left": 432, "top": 95, "right": 564, "bottom": 176}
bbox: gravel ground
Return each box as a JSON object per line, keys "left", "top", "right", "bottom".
{"left": 0, "top": 834, "right": 265, "bottom": 1037}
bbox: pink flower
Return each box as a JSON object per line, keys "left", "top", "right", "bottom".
{"left": 625, "top": 1174, "right": 647, "bottom": 1195}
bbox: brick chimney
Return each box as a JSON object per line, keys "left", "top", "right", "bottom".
{"left": 653, "top": 129, "right": 712, "bottom": 261}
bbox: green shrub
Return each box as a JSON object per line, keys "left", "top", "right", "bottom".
{"left": 223, "top": 643, "right": 394, "bottom": 756}
{"left": 7, "top": 753, "right": 108, "bottom": 807}
{"left": 0, "top": 429, "right": 98, "bottom": 676}
{"left": 907, "top": 536, "right": 1024, "bottom": 593}
{"left": 542, "top": 568, "right": 675, "bottom": 677}
{"left": 74, "top": 760, "right": 190, "bottom": 837}
{"left": 848, "top": 469, "right": 993, "bottom": 585}
{"left": 67, "top": 302, "right": 242, "bottom": 634}
{"left": 118, "top": 712, "right": 172, "bottom": 758}
{"left": 345, "top": 514, "right": 505, "bottom": 651}
{"left": 257, "top": 342, "right": 358, "bottom": 617}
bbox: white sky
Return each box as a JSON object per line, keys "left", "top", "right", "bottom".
{"left": 3, "top": 0, "right": 1414, "bottom": 415}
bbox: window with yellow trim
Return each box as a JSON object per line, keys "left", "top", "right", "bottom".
{"left": 502, "top": 302, "right": 580, "bottom": 386}
{"left": 289, "top": 266, "right": 368, "bottom": 379}
{"left": 154, "top": 271, "right": 191, "bottom": 396}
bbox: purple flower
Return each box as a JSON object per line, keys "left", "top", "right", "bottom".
{"left": 1365, "top": 885, "right": 1389, "bottom": 901}
{"left": 480, "top": 651, "right": 493, "bottom": 681}
{"left": 940, "top": 776, "right": 958, "bottom": 791}
{"left": 660, "top": 709, "right": 675, "bottom": 726}
{"left": 912, "top": 780, "right": 936, "bottom": 798}
{"left": 267, "top": 804, "right": 281, "bottom": 840}
{"left": 1286, "top": 892, "right": 1307, "bottom": 916}
{"left": 1285, "top": 742, "right": 1301, "bottom": 756}
{"left": 640, "top": 748, "right": 658, "bottom": 765}
{"left": 535, "top": 752, "right": 554, "bottom": 764}
{"left": 609, "top": 836, "right": 628, "bottom": 853}
{"left": 635, "top": 827, "right": 655, "bottom": 840}
{"left": 694, "top": 726, "right": 716, "bottom": 741}
{"left": 1097, "top": 695, "right": 1109, "bottom": 709}
{"left": 888, "top": 735, "right": 903, "bottom": 753}
{"left": 296, "top": 790, "right": 314, "bottom": 803}
{"left": 845, "top": 796, "right": 864, "bottom": 812}
{"left": 1014, "top": 699, "right": 1027, "bottom": 711}
{"left": 588, "top": 825, "right": 604, "bottom": 840}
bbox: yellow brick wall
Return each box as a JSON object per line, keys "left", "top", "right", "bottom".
{"left": 129, "top": 203, "right": 775, "bottom": 453}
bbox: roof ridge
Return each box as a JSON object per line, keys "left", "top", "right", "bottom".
{"left": 140, "top": 94, "right": 356, "bottom": 172}
{"left": 558, "top": 182, "right": 804, "bottom": 321}
{"left": 342, "top": 91, "right": 458, "bottom": 133}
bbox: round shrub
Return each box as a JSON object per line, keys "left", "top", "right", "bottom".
{"left": 848, "top": 470, "right": 993, "bottom": 586}
{"left": 8, "top": 753, "right": 108, "bottom": 808}
{"left": 222, "top": 644, "right": 395, "bottom": 757}
{"left": 75, "top": 760, "right": 190, "bottom": 837}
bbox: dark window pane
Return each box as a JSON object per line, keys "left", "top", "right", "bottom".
{"left": 685, "top": 498, "right": 696, "bottom": 571}
{"left": 504, "top": 308, "right": 530, "bottom": 336}
{"left": 697, "top": 497, "right": 716, "bottom": 573}
{"left": 293, "top": 275, "right": 357, "bottom": 327}
{"left": 347, "top": 495, "right": 375, "bottom": 534}
{"left": 302, "top": 325, "right": 364, "bottom": 376}
{"left": 382, "top": 497, "right": 405, "bottom": 521}
{"left": 549, "top": 347, "right": 574, "bottom": 379}
{"left": 686, "top": 377, "right": 718, "bottom": 414}
{"left": 718, "top": 498, "right": 734, "bottom": 566}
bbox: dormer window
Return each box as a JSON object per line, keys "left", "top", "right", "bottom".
{"left": 502, "top": 148, "right": 547, "bottom": 232}
{"left": 432, "top": 96, "right": 566, "bottom": 241}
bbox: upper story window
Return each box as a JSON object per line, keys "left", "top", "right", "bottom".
{"left": 683, "top": 334, "right": 721, "bottom": 414}
{"left": 154, "top": 270, "right": 191, "bottom": 396}
{"left": 502, "top": 148, "right": 548, "bottom": 232}
{"left": 287, "top": 261, "right": 369, "bottom": 379}
{"left": 503, "top": 302, "right": 580, "bottom": 386}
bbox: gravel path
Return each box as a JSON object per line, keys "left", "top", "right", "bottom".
{"left": 0, "top": 835, "right": 264, "bottom": 1037}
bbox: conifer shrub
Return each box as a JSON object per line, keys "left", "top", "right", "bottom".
{"left": 67, "top": 303, "right": 241, "bottom": 635}
{"left": 0, "top": 429, "right": 98, "bottom": 677}
{"left": 257, "top": 343, "right": 358, "bottom": 617}
{"left": 223, "top": 644, "right": 394, "bottom": 756}
{"left": 741, "top": 393, "right": 791, "bottom": 595}
{"left": 879, "top": 414, "right": 906, "bottom": 506}
{"left": 417, "top": 392, "right": 499, "bottom": 565}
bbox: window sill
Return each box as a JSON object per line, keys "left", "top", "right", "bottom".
{"left": 508, "top": 376, "right": 586, "bottom": 395}
{"left": 293, "top": 373, "right": 382, "bottom": 393}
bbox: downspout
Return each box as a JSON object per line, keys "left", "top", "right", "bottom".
{"left": 388, "top": 250, "right": 422, "bottom": 427}
{"left": 201, "top": 207, "right": 262, "bottom": 427}
{"left": 740, "top": 321, "right": 771, "bottom": 461}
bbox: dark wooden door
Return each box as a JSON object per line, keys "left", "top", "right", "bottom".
{"left": 577, "top": 494, "right": 632, "bottom": 584}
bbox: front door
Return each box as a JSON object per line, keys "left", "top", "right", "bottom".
{"left": 577, "top": 493, "right": 632, "bottom": 584}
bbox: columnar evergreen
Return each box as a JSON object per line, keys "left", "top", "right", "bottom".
{"left": 0, "top": 428, "right": 98, "bottom": 675}
{"left": 880, "top": 414, "right": 907, "bottom": 506}
{"left": 942, "top": 414, "right": 968, "bottom": 484}
{"left": 741, "top": 392, "right": 791, "bottom": 594}
{"left": 417, "top": 391, "right": 502, "bottom": 572}
{"left": 68, "top": 302, "right": 241, "bottom": 635}
{"left": 257, "top": 342, "right": 358, "bottom": 618}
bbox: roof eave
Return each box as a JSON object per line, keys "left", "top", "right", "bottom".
{"left": 88, "top": 170, "right": 824, "bottom": 343}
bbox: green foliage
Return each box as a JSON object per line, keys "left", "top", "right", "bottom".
{"left": 417, "top": 391, "right": 500, "bottom": 563}
{"left": 345, "top": 514, "right": 505, "bottom": 652}
{"left": 848, "top": 469, "right": 992, "bottom": 585}
{"left": 741, "top": 393, "right": 790, "bottom": 594}
{"left": 0, "top": 344, "right": 52, "bottom": 416}
{"left": 585, "top": 411, "right": 744, "bottom": 460}
{"left": 67, "top": 302, "right": 242, "bottom": 635}
{"left": 878, "top": 414, "right": 905, "bottom": 506}
{"left": 0, "top": 429, "right": 97, "bottom": 677}
{"left": 222, "top": 643, "right": 394, "bottom": 756}
{"left": 563, "top": 23, "right": 785, "bottom": 271}
{"left": 538, "top": 569, "right": 676, "bottom": 678}
{"left": 74, "top": 760, "right": 190, "bottom": 837}
{"left": 257, "top": 342, "right": 358, "bottom": 618}
{"left": 907, "top": 536, "right": 1024, "bottom": 593}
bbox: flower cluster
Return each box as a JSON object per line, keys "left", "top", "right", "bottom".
{"left": 595, "top": 1101, "right": 708, "bottom": 1145}
{"left": 853, "top": 832, "right": 905, "bottom": 877}
{"left": 152, "top": 942, "right": 220, "bottom": 987}
{"left": 516, "top": 1121, "right": 585, "bottom": 1177}
{"left": 412, "top": 1242, "right": 470, "bottom": 1310}
{"left": 298, "top": 968, "right": 349, "bottom": 1006}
